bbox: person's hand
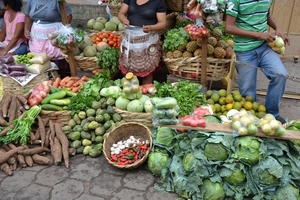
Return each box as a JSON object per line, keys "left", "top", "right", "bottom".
{"left": 142, "top": 25, "right": 152, "bottom": 33}
{"left": 122, "top": 19, "right": 130, "bottom": 26}
{"left": 276, "top": 29, "right": 290, "bottom": 46}
{"left": 258, "top": 32, "right": 276, "bottom": 43}
{"left": 0, "top": 50, "right": 7, "bottom": 56}
{"left": 24, "top": 30, "right": 31, "bottom": 40}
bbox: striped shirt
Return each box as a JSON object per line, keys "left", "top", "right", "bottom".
{"left": 226, "top": 0, "right": 273, "bottom": 51}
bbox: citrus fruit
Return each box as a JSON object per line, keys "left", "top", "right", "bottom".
{"left": 214, "top": 103, "right": 221, "bottom": 112}
{"left": 206, "top": 90, "right": 214, "bottom": 99}
{"left": 231, "top": 114, "right": 240, "bottom": 122}
{"left": 207, "top": 99, "right": 215, "bottom": 105}
{"left": 238, "top": 126, "right": 248, "bottom": 135}
{"left": 245, "top": 95, "right": 254, "bottom": 103}
{"left": 225, "top": 95, "right": 234, "bottom": 104}
{"left": 257, "top": 105, "right": 266, "bottom": 113}
{"left": 232, "top": 102, "right": 242, "bottom": 110}
{"left": 219, "top": 97, "right": 226, "bottom": 105}
{"left": 218, "top": 89, "right": 227, "bottom": 97}
{"left": 243, "top": 101, "right": 253, "bottom": 111}
{"left": 261, "top": 123, "right": 272, "bottom": 135}
{"left": 223, "top": 111, "right": 228, "bottom": 116}
{"left": 256, "top": 111, "right": 266, "bottom": 119}
{"left": 226, "top": 103, "right": 233, "bottom": 111}
{"left": 252, "top": 102, "right": 259, "bottom": 111}
{"left": 232, "top": 121, "right": 242, "bottom": 130}
{"left": 263, "top": 113, "right": 275, "bottom": 121}
{"left": 247, "top": 124, "right": 258, "bottom": 135}
{"left": 275, "top": 126, "right": 286, "bottom": 136}
{"left": 233, "top": 94, "right": 242, "bottom": 102}
{"left": 210, "top": 104, "right": 216, "bottom": 113}
{"left": 125, "top": 72, "right": 134, "bottom": 80}
{"left": 232, "top": 90, "right": 241, "bottom": 96}
{"left": 221, "top": 105, "right": 226, "bottom": 113}
{"left": 211, "top": 93, "right": 220, "bottom": 103}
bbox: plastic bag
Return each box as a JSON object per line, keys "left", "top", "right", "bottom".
{"left": 26, "top": 61, "right": 51, "bottom": 74}
{"left": 51, "top": 24, "right": 84, "bottom": 46}
{"left": 0, "top": 55, "right": 14, "bottom": 64}
{"left": 29, "top": 52, "right": 51, "bottom": 64}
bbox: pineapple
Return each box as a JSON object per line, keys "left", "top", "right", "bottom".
{"left": 186, "top": 41, "right": 198, "bottom": 53}
{"left": 207, "top": 44, "right": 214, "bottom": 55}
{"left": 177, "top": 40, "right": 187, "bottom": 51}
{"left": 194, "top": 48, "right": 202, "bottom": 57}
{"left": 183, "top": 51, "right": 193, "bottom": 58}
{"left": 196, "top": 38, "right": 203, "bottom": 47}
{"left": 227, "top": 39, "right": 234, "bottom": 48}
{"left": 216, "top": 40, "right": 229, "bottom": 49}
{"left": 172, "top": 50, "right": 183, "bottom": 58}
{"left": 207, "top": 37, "right": 218, "bottom": 47}
{"left": 211, "top": 27, "right": 223, "bottom": 41}
{"left": 213, "top": 47, "right": 226, "bottom": 59}
{"left": 165, "top": 51, "right": 173, "bottom": 58}
{"left": 225, "top": 47, "right": 234, "bottom": 59}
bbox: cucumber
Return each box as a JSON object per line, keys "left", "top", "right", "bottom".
{"left": 50, "top": 86, "right": 60, "bottom": 94}
{"left": 50, "top": 98, "right": 71, "bottom": 106}
{"left": 41, "top": 90, "right": 67, "bottom": 104}
{"left": 65, "top": 90, "right": 77, "bottom": 97}
{"left": 41, "top": 104, "right": 63, "bottom": 111}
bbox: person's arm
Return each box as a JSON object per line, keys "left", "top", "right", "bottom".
{"left": 118, "top": 3, "right": 130, "bottom": 26}
{"left": 0, "top": 20, "right": 5, "bottom": 41}
{"left": 24, "top": 14, "right": 33, "bottom": 39}
{"left": 267, "top": 11, "right": 290, "bottom": 45}
{"left": 0, "top": 21, "right": 24, "bottom": 56}
{"left": 225, "top": 14, "right": 276, "bottom": 43}
{"left": 143, "top": 12, "right": 166, "bottom": 33}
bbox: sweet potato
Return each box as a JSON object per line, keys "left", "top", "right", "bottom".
{"left": 52, "top": 137, "right": 62, "bottom": 166}
{"left": 0, "top": 146, "right": 25, "bottom": 164}
{"left": 1, "top": 162, "right": 13, "bottom": 176}
{"left": 44, "top": 129, "right": 51, "bottom": 148}
{"left": 29, "top": 131, "right": 36, "bottom": 143}
{"left": 37, "top": 116, "right": 46, "bottom": 147}
{"left": 32, "top": 154, "right": 52, "bottom": 165}
{"left": 8, "top": 96, "right": 18, "bottom": 123}
{"left": 35, "top": 127, "right": 40, "bottom": 140}
{"left": 2, "top": 95, "right": 12, "bottom": 118}
{"left": 0, "top": 110, "right": 8, "bottom": 126}
{"left": 69, "top": 148, "right": 76, "bottom": 156}
{"left": 16, "top": 94, "right": 28, "bottom": 106}
{"left": 49, "top": 120, "right": 56, "bottom": 149}
{"left": 0, "top": 124, "right": 14, "bottom": 136}
{"left": 17, "top": 154, "right": 27, "bottom": 168}
{"left": 18, "top": 147, "right": 50, "bottom": 155}
{"left": 24, "top": 155, "right": 34, "bottom": 167}
{"left": 54, "top": 123, "right": 69, "bottom": 168}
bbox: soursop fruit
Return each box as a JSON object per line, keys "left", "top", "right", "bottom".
{"left": 183, "top": 51, "right": 193, "bottom": 58}
{"left": 194, "top": 49, "right": 202, "bottom": 57}
{"left": 216, "top": 40, "right": 229, "bottom": 49}
{"left": 186, "top": 41, "right": 198, "bottom": 53}
{"left": 177, "top": 40, "right": 187, "bottom": 51}
{"left": 213, "top": 47, "right": 226, "bottom": 59}
{"left": 196, "top": 38, "right": 203, "bottom": 47}
{"left": 207, "top": 44, "right": 215, "bottom": 55}
{"left": 165, "top": 51, "right": 173, "bottom": 58}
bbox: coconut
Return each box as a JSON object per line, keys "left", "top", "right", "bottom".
{"left": 87, "top": 18, "right": 96, "bottom": 29}
{"left": 105, "top": 21, "right": 117, "bottom": 31}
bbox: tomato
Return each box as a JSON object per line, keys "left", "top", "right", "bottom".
{"left": 197, "top": 118, "right": 206, "bottom": 127}
{"left": 108, "top": 40, "right": 115, "bottom": 46}
{"left": 182, "top": 116, "right": 191, "bottom": 126}
{"left": 189, "top": 118, "right": 199, "bottom": 127}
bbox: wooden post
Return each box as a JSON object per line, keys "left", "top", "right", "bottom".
{"left": 58, "top": 0, "right": 77, "bottom": 76}
{"left": 201, "top": 35, "right": 208, "bottom": 92}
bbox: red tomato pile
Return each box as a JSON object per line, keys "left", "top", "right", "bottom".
{"left": 27, "top": 81, "right": 50, "bottom": 107}
{"left": 185, "top": 24, "right": 210, "bottom": 39}
{"left": 90, "top": 31, "right": 122, "bottom": 48}
{"left": 180, "top": 107, "right": 211, "bottom": 127}
{"left": 109, "top": 143, "right": 150, "bottom": 166}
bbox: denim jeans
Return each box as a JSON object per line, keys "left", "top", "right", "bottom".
{"left": 234, "top": 42, "right": 287, "bottom": 117}
{"left": 15, "top": 42, "right": 29, "bottom": 55}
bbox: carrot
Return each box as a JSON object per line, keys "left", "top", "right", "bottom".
{"left": 59, "top": 76, "right": 70, "bottom": 86}
{"left": 70, "top": 76, "right": 80, "bottom": 81}
{"left": 0, "top": 162, "right": 13, "bottom": 176}
{"left": 72, "top": 80, "right": 83, "bottom": 87}
{"left": 65, "top": 80, "right": 75, "bottom": 88}
{"left": 52, "top": 137, "right": 62, "bottom": 165}
{"left": 52, "top": 77, "right": 61, "bottom": 88}
{"left": 0, "top": 146, "right": 25, "bottom": 164}
{"left": 37, "top": 116, "right": 46, "bottom": 147}
{"left": 18, "top": 147, "right": 51, "bottom": 155}
{"left": 48, "top": 80, "right": 53, "bottom": 86}
{"left": 24, "top": 155, "right": 34, "bottom": 167}
{"left": 81, "top": 75, "right": 89, "bottom": 82}
{"left": 32, "top": 154, "right": 52, "bottom": 165}
{"left": 54, "top": 123, "right": 69, "bottom": 168}
{"left": 71, "top": 86, "right": 80, "bottom": 93}
{"left": 2, "top": 95, "right": 12, "bottom": 118}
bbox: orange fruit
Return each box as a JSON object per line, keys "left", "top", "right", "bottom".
{"left": 125, "top": 72, "right": 134, "bottom": 80}
{"left": 243, "top": 101, "right": 253, "bottom": 111}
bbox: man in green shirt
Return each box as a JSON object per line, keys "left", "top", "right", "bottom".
{"left": 225, "top": 0, "right": 290, "bottom": 124}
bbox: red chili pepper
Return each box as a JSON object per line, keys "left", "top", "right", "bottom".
{"left": 110, "top": 155, "right": 118, "bottom": 162}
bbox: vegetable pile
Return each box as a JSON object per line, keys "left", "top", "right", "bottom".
{"left": 148, "top": 128, "right": 300, "bottom": 199}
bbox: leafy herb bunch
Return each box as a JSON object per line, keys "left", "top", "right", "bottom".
{"left": 96, "top": 47, "right": 119, "bottom": 74}
{"left": 163, "top": 28, "right": 189, "bottom": 52}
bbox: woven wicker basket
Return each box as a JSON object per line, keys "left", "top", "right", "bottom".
{"left": 108, "top": 0, "right": 121, "bottom": 17}
{"left": 164, "top": 55, "right": 235, "bottom": 81}
{"left": 2, "top": 70, "right": 58, "bottom": 96}
{"left": 113, "top": 107, "right": 153, "bottom": 127}
{"left": 165, "top": 0, "right": 189, "bottom": 12}
{"left": 103, "top": 122, "right": 152, "bottom": 169}
{"left": 158, "top": 12, "right": 177, "bottom": 36}
{"left": 61, "top": 52, "right": 99, "bottom": 71}
{"left": 39, "top": 110, "right": 72, "bottom": 125}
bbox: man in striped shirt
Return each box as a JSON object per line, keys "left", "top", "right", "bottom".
{"left": 225, "top": 0, "right": 290, "bottom": 124}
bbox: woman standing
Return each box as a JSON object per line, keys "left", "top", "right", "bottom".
{"left": 0, "top": 0, "right": 28, "bottom": 56}
{"left": 118, "top": 0, "right": 167, "bottom": 84}
{"left": 24, "top": 0, "right": 72, "bottom": 78}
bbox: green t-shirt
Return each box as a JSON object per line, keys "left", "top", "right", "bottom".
{"left": 226, "top": 0, "right": 273, "bottom": 52}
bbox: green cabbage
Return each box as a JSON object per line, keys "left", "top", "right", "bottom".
{"left": 155, "top": 127, "right": 175, "bottom": 147}
{"left": 204, "top": 143, "right": 228, "bottom": 161}
{"left": 147, "top": 150, "right": 169, "bottom": 177}
{"left": 273, "top": 183, "right": 300, "bottom": 200}
{"left": 202, "top": 179, "right": 225, "bottom": 200}
{"left": 233, "top": 136, "right": 262, "bottom": 165}
{"left": 223, "top": 168, "right": 246, "bottom": 186}
{"left": 183, "top": 152, "right": 196, "bottom": 172}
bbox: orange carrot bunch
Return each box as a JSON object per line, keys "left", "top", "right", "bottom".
{"left": 48, "top": 76, "right": 89, "bottom": 93}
